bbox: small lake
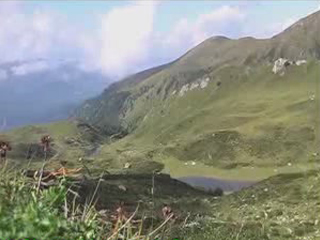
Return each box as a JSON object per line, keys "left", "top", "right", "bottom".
{"left": 178, "top": 176, "right": 256, "bottom": 192}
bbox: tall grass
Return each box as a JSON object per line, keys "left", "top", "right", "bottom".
{"left": 0, "top": 165, "right": 174, "bottom": 239}
{"left": 0, "top": 165, "right": 100, "bottom": 238}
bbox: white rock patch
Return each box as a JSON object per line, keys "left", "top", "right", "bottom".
{"left": 179, "top": 84, "right": 190, "bottom": 97}
{"left": 177, "top": 77, "right": 211, "bottom": 97}
{"left": 200, "top": 78, "right": 210, "bottom": 89}
{"left": 190, "top": 82, "right": 199, "bottom": 90}
{"left": 272, "top": 58, "right": 291, "bottom": 74}
{"left": 309, "top": 94, "right": 315, "bottom": 101}
{"left": 272, "top": 58, "right": 307, "bottom": 75}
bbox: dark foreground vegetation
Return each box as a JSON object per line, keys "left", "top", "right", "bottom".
{"left": 0, "top": 164, "right": 218, "bottom": 239}
{"left": 1, "top": 160, "right": 319, "bottom": 240}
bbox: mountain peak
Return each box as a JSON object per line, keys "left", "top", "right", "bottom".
{"left": 269, "top": 9, "right": 320, "bottom": 60}
{"left": 210, "top": 36, "right": 231, "bottom": 41}
{"left": 274, "top": 9, "right": 320, "bottom": 38}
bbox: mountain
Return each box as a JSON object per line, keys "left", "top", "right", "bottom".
{"left": 74, "top": 10, "right": 320, "bottom": 174}
{"left": 0, "top": 10, "right": 319, "bottom": 240}
{"left": 73, "top": 63, "right": 171, "bottom": 135}
{"left": 177, "top": 170, "right": 320, "bottom": 240}
{"left": 0, "top": 59, "right": 110, "bottom": 131}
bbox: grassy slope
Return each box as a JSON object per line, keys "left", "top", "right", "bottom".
{"left": 2, "top": 57, "right": 319, "bottom": 182}
{"left": 73, "top": 63, "right": 171, "bottom": 135}
{"left": 3, "top": 12, "right": 319, "bottom": 180}
{"left": 0, "top": 164, "right": 218, "bottom": 239}
{"left": 86, "top": 61, "right": 319, "bottom": 180}
{"left": 75, "top": 173, "right": 216, "bottom": 221}
{"left": 6, "top": 58, "right": 317, "bottom": 180}
{"left": 72, "top": 11, "right": 320, "bottom": 180}
{"left": 1, "top": 159, "right": 319, "bottom": 239}
{"left": 0, "top": 121, "right": 93, "bottom": 170}
{"left": 0, "top": 11, "right": 319, "bottom": 240}
{"left": 177, "top": 170, "right": 320, "bottom": 240}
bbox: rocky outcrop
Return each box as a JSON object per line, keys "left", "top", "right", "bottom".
{"left": 179, "top": 84, "right": 190, "bottom": 97}
{"left": 272, "top": 58, "right": 292, "bottom": 74}
{"left": 272, "top": 58, "right": 307, "bottom": 75}
{"left": 200, "top": 77, "right": 210, "bottom": 88}
{"left": 190, "top": 82, "right": 199, "bottom": 90}
{"left": 177, "top": 77, "right": 211, "bottom": 97}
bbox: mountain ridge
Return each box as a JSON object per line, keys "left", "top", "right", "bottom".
{"left": 75, "top": 10, "right": 320, "bottom": 134}
{"left": 2, "top": 10, "right": 318, "bottom": 178}
{"left": 72, "top": 10, "right": 319, "bottom": 175}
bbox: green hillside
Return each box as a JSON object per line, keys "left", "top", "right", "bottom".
{"left": 0, "top": 9, "right": 320, "bottom": 240}
{"left": 1, "top": 11, "right": 319, "bottom": 178}
{"left": 175, "top": 170, "right": 320, "bottom": 240}
{"left": 1, "top": 11, "right": 319, "bottom": 181}
{"left": 72, "top": 11, "right": 320, "bottom": 180}
{"left": 0, "top": 120, "right": 105, "bottom": 171}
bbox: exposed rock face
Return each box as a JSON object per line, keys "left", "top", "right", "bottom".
{"left": 124, "top": 162, "right": 131, "bottom": 169}
{"left": 190, "top": 82, "right": 199, "bottom": 90}
{"left": 272, "top": 58, "right": 307, "bottom": 75}
{"left": 272, "top": 58, "right": 292, "bottom": 74}
{"left": 200, "top": 77, "right": 210, "bottom": 88}
{"left": 178, "top": 77, "right": 211, "bottom": 97}
{"left": 179, "top": 84, "right": 190, "bottom": 97}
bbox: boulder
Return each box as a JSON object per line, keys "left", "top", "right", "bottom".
{"left": 272, "top": 58, "right": 307, "bottom": 75}
{"left": 272, "top": 58, "right": 292, "bottom": 74}
{"left": 124, "top": 162, "right": 131, "bottom": 169}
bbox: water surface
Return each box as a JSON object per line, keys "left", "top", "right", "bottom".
{"left": 178, "top": 176, "right": 256, "bottom": 192}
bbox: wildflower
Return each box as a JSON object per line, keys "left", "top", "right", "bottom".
{"left": 162, "top": 204, "right": 176, "bottom": 220}
{"left": 40, "top": 135, "right": 52, "bottom": 152}
{"left": 0, "top": 141, "right": 12, "bottom": 162}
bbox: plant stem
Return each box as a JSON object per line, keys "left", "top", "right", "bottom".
{"left": 37, "top": 151, "right": 47, "bottom": 194}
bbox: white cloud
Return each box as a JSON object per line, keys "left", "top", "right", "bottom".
{"left": 0, "top": 2, "right": 85, "bottom": 64}
{"left": 0, "top": 1, "right": 317, "bottom": 80}
{"left": 92, "top": 1, "right": 158, "bottom": 77}
{"left": 85, "top": 4, "right": 245, "bottom": 77}
{"left": 0, "top": 1, "right": 159, "bottom": 79}
{"left": 257, "top": 18, "right": 297, "bottom": 38}
{"left": 252, "top": 3, "right": 320, "bottom": 38}
{"left": 158, "top": 5, "right": 246, "bottom": 62}
{"left": 11, "top": 61, "right": 50, "bottom": 76}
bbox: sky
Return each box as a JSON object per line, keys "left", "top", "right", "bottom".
{"left": 0, "top": 1, "right": 319, "bottom": 80}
